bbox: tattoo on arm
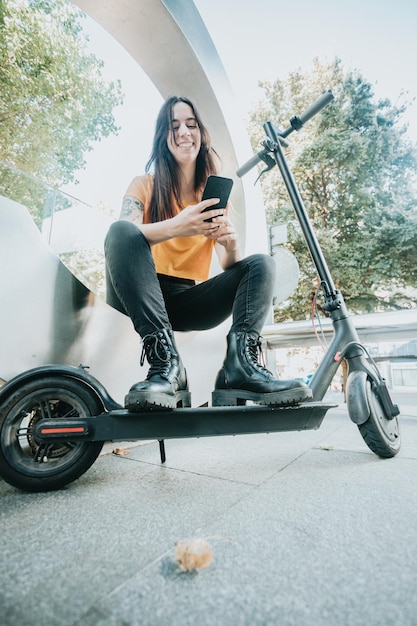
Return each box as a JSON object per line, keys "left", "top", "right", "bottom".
{"left": 119, "top": 196, "right": 144, "bottom": 225}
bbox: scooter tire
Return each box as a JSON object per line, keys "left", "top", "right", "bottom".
{"left": 357, "top": 377, "right": 401, "bottom": 458}
{"left": 0, "top": 376, "right": 104, "bottom": 492}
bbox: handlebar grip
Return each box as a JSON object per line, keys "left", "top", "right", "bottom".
{"left": 298, "top": 89, "right": 334, "bottom": 125}
{"left": 236, "top": 151, "right": 263, "bottom": 178}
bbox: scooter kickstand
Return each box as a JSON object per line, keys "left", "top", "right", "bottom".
{"left": 158, "top": 439, "right": 166, "bottom": 464}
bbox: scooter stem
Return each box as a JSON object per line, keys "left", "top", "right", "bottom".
{"left": 264, "top": 121, "right": 339, "bottom": 303}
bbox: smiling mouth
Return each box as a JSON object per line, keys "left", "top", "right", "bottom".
{"left": 177, "top": 142, "right": 193, "bottom": 148}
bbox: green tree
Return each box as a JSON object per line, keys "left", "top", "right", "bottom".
{"left": 248, "top": 58, "right": 417, "bottom": 321}
{"left": 0, "top": 0, "right": 123, "bottom": 224}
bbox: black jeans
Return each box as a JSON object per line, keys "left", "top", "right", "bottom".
{"left": 104, "top": 220, "right": 276, "bottom": 338}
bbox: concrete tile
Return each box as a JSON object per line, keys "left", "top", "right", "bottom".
{"left": 0, "top": 451, "right": 252, "bottom": 626}
{"left": 1, "top": 409, "right": 416, "bottom": 626}
{"left": 76, "top": 414, "right": 417, "bottom": 626}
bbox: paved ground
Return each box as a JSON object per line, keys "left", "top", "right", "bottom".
{"left": 1, "top": 394, "right": 417, "bottom": 626}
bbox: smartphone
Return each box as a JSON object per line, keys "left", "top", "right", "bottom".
{"left": 201, "top": 175, "right": 233, "bottom": 221}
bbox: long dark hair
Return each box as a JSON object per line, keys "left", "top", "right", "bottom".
{"left": 145, "top": 96, "right": 220, "bottom": 223}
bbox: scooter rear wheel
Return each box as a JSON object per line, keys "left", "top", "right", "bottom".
{"left": 0, "top": 376, "right": 104, "bottom": 492}
{"left": 357, "top": 378, "right": 401, "bottom": 458}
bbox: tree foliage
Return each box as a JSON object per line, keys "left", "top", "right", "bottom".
{"left": 248, "top": 58, "right": 417, "bottom": 321}
{"left": 0, "top": 0, "right": 123, "bottom": 223}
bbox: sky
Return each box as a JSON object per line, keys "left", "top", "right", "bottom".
{"left": 62, "top": 0, "right": 417, "bottom": 214}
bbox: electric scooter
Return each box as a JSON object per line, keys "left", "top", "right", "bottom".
{"left": 0, "top": 91, "right": 400, "bottom": 492}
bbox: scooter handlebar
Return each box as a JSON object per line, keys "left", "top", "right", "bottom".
{"left": 236, "top": 90, "right": 334, "bottom": 177}
{"left": 236, "top": 150, "right": 265, "bottom": 178}
{"left": 297, "top": 89, "right": 334, "bottom": 126}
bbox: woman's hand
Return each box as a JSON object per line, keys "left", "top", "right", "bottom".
{"left": 137, "top": 198, "right": 239, "bottom": 250}
{"left": 205, "top": 214, "right": 238, "bottom": 248}
{"left": 205, "top": 208, "right": 241, "bottom": 269}
{"left": 170, "top": 198, "right": 226, "bottom": 237}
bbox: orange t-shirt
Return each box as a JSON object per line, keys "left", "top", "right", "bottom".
{"left": 125, "top": 174, "right": 215, "bottom": 282}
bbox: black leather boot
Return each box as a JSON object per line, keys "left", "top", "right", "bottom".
{"left": 212, "top": 331, "right": 312, "bottom": 407}
{"left": 125, "top": 328, "right": 191, "bottom": 411}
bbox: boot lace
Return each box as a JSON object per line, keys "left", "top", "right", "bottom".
{"left": 246, "top": 334, "right": 271, "bottom": 374}
{"left": 140, "top": 331, "right": 171, "bottom": 379}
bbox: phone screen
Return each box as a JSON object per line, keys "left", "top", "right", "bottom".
{"left": 201, "top": 175, "right": 233, "bottom": 221}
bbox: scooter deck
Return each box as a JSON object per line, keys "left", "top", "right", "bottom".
{"left": 34, "top": 401, "right": 336, "bottom": 444}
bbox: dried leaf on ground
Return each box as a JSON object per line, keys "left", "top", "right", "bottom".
{"left": 112, "top": 448, "right": 130, "bottom": 456}
{"left": 175, "top": 537, "right": 213, "bottom": 572}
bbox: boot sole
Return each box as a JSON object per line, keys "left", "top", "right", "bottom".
{"left": 125, "top": 390, "right": 191, "bottom": 412}
{"left": 212, "top": 386, "right": 313, "bottom": 407}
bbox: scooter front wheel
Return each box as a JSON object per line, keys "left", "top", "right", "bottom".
{"left": 348, "top": 372, "right": 400, "bottom": 458}
{"left": 0, "top": 376, "right": 104, "bottom": 492}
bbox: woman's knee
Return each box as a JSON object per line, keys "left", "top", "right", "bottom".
{"left": 246, "top": 253, "right": 276, "bottom": 279}
{"left": 105, "top": 220, "right": 149, "bottom": 255}
{"left": 106, "top": 219, "right": 136, "bottom": 245}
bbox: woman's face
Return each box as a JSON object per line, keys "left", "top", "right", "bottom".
{"left": 167, "top": 101, "right": 201, "bottom": 167}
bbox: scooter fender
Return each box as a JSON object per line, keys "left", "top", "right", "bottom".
{"left": 346, "top": 370, "right": 370, "bottom": 425}
{"left": 0, "top": 364, "right": 122, "bottom": 413}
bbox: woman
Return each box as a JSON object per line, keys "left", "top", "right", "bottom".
{"left": 104, "top": 96, "right": 311, "bottom": 411}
